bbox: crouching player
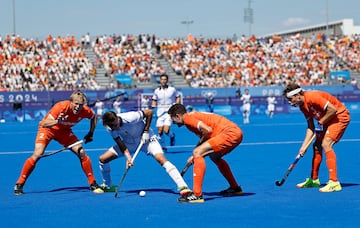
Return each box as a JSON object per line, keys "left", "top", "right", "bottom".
{"left": 168, "top": 104, "right": 243, "bottom": 203}
{"left": 98, "top": 109, "right": 191, "bottom": 198}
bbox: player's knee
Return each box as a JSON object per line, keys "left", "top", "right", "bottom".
{"left": 154, "top": 154, "right": 167, "bottom": 165}
{"left": 209, "top": 153, "right": 222, "bottom": 162}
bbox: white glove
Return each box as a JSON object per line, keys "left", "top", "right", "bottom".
{"left": 141, "top": 131, "right": 150, "bottom": 143}
{"left": 315, "top": 122, "right": 323, "bottom": 134}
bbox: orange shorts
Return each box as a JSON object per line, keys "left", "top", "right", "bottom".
{"left": 321, "top": 110, "right": 350, "bottom": 142}
{"left": 208, "top": 125, "right": 243, "bottom": 155}
{"left": 35, "top": 126, "right": 79, "bottom": 147}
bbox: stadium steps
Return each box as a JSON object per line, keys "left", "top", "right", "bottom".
{"left": 83, "top": 48, "right": 112, "bottom": 89}
{"left": 157, "top": 57, "right": 189, "bottom": 88}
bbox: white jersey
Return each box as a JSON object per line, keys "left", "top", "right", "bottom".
{"left": 94, "top": 101, "right": 104, "bottom": 115}
{"left": 113, "top": 100, "right": 122, "bottom": 114}
{"left": 241, "top": 94, "right": 251, "bottom": 104}
{"left": 107, "top": 111, "right": 160, "bottom": 155}
{"left": 267, "top": 96, "right": 277, "bottom": 112}
{"left": 152, "top": 86, "right": 180, "bottom": 117}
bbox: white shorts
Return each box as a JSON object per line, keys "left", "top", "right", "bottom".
{"left": 268, "top": 104, "right": 275, "bottom": 112}
{"left": 109, "top": 135, "right": 164, "bottom": 157}
{"left": 156, "top": 113, "right": 172, "bottom": 127}
{"left": 242, "top": 103, "right": 251, "bottom": 112}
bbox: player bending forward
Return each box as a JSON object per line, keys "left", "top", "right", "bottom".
{"left": 283, "top": 83, "right": 350, "bottom": 192}
{"left": 168, "top": 104, "right": 243, "bottom": 203}
{"left": 98, "top": 109, "right": 191, "bottom": 198}
{"left": 14, "top": 90, "right": 103, "bottom": 195}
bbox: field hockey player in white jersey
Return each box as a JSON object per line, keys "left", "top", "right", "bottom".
{"left": 98, "top": 109, "right": 191, "bottom": 198}
{"left": 240, "top": 89, "right": 252, "bottom": 124}
{"left": 151, "top": 73, "right": 181, "bottom": 148}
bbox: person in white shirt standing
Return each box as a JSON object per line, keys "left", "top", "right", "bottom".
{"left": 113, "top": 97, "right": 122, "bottom": 114}
{"left": 94, "top": 98, "right": 105, "bottom": 118}
{"left": 266, "top": 92, "right": 277, "bottom": 118}
{"left": 240, "top": 89, "right": 252, "bottom": 124}
{"left": 151, "top": 74, "right": 180, "bottom": 147}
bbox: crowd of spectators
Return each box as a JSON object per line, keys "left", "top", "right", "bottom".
{"left": 158, "top": 33, "right": 359, "bottom": 88}
{"left": 91, "top": 33, "right": 165, "bottom": 87}
{"left": 0, "top": 34, "right": 99, "bottom": 91}
{"left": 0, "top": 32, "right": 358, "bottom": 91}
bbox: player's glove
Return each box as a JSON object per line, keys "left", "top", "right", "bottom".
{"left": 314, "top": 122, "right": 323, "bottom": 134}
{"left": 141, "top": 131, "right": 150, "bottom": 143}
{"left": 84, "top": 131, "right": 94, "bottom": 144}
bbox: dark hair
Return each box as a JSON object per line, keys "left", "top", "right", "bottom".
{"left": 168, "top": 104, "right": 187, "bottom": 117}
{"left": 282, "top": 83, "right": 303, "bottom": 97}
{"left": 160, "top": 73, "right": 168, "bottom": 80}
{"left": 102, "top": 111, "right": 117, "bottom": 126}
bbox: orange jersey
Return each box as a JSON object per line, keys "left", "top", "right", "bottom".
{"left": 41, "top": 100, "right": 94, "bottom": 130}
{"left": 300, "top": 91, "right": 348, "bottom": 121}
{"left": 183, "top": 112, "right": 242, "bottom": 154}
{"left": 300, "top": 91, "right": 350, "bottom": 142}
{"left": 36, "top": 100, "right": 94, "bottom": 146}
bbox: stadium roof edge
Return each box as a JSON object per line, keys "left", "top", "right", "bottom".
{"left": 261, "top": 18, "right": 360, "bottom": 38}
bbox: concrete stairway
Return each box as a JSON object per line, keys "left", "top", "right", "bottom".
{"left": 157, "top": 57, "right": 189, "bottom": 88}
{"left": 83, "top": 48, "right": 111, "bottom": 89}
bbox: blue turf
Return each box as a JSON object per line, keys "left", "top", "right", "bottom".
{"left": 0, "top": 112, "right": 359, "bottom": 227}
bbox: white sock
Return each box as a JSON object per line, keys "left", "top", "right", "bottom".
{"left": 99, "top": 161, "right": 112, "bottom": 187}
{"left": 163, "top": 161, "right": 188, "bottom": 189}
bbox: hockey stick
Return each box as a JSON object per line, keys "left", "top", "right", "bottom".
{"left": 275, "top": 134, "right": 316, "bottom": 186}
{"left": 88, "top": 92, "right": 126, "bottom": 108}
{"left": 41, "top": 140, "right": 84, "bottom": 158}
{"left": 180, "top": 161, "right": 193, "bottom": 176}
{"left": 114, "top": 140, "right": 144, "bottom": 198}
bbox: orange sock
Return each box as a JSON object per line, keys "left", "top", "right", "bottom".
{"left": 16, "top": 157, "right": 36, "bottom": 184}
{"left": 325, "top": 149, "right": 338, "bottom": 181}
{"left": 80, "top": 155, "right": 96, "bottom": 185}
{"left": 193, "top": 157, "right": 206, "bottom": 197}
{"left": 215, "top": 158, "right": 239, "bottom": 188}
{"left": 311, "top": 150, "right": 322, "bottom": 180}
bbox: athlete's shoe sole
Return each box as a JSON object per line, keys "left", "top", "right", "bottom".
{"left": 319, "top": 180, "right": 342, "bottom": 192}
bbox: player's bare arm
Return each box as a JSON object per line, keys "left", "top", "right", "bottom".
{"left": 319, "top": 103, "right": 337, "bottom": 125}
{"left": 143, "top": 109, "right": 153, "bottom": 131}
{"left": 41, "top": 114, "right": 66, "bottom": 128}
{"left": 114, "top": 137, "right": 133, "bottom": 168}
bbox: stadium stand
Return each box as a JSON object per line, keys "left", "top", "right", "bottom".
{"left": 1, "top": 19, "right": 359, "bottom": 91}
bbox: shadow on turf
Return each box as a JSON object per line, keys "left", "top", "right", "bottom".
{"left": 203, "top": 191, "right": 256, "bottom": 201}
{"left": 30, "top": 186, "right": 90, "bottom": 194}
{"left": 31, "top": 183, "right": 358, "bottom": 195}
{"left": 125, "top": 188, "right": 256, "bottom": 201}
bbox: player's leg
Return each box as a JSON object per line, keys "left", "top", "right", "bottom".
{"left": 178, "top": 143, "right": 212, "bottom": 203}
{"left": 208, "top": 128, "right": 243, "bottom": 195}
{"left": 296, "top": 140, "right": 322, "bottom": 188}
{"left": 99, "top": 146, "right": 120, "bottom": 192}
{"left": 148, "top": 139, "right": 191, "bottom": 196}
{"left": 14, "top": 128, "right": 50, "bottom": 195}
{"left": 55, "top": 130, "right": 101, "bottom": 192}
{"left": 14, "top": 143, "right": 47, "bottom": 195}
{"left": 319, "top": 120, "right": 348, "bottom": 192}
{"left": 163, "top": 114, "right": 175, "bottom": 146}
{"left": 156, "top": 115, "right": 166, "bottom": 148}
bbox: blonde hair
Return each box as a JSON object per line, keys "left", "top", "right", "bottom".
{"left": 70, "top": 90, "right": 88, "bottom": 104}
